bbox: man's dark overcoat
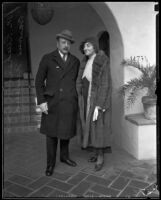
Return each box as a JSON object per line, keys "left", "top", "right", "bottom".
{"left": 35, "top": 49, "right": 80, "bottom": 139}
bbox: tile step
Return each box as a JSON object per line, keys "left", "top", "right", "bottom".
{"left": 4, "top": 125, "right": 39, "bottom": 134}
{"left": 3, "top": 85, "right": 35, "bottom": 88}
{"left": 4, "top": 115, "right": 41, "bottom": 125}
{"left": 3, "top": 88, "right": 36, "bottom": 96}
{"left": 4, "top": 80, "right": 35, "bottom": 88}
{"left": 3, "top": 112, "right": 40, "bottom": 117}
{"left": 4, "top": 121, "right": 38, "bottom": 128}
{"left": 4, "top": 105, "right": 37, "bottom": 114}
{"left": 3, "top": 94, "right": 36, "bottom": 97}
{"left": 4, "top": 97, "right": 36, "bottom": 105}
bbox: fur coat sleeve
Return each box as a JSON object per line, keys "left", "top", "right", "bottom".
{"left": 94, "top": 57, "right": 112, "bottom": 111}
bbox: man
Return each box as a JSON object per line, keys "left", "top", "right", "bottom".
{"left": 35, "top": 30, "right": 80, "bottom": 176}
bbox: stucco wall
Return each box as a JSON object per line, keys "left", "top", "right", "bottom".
{"left": 106, "top": 2, "right": 156, "bottom": 65}
{"left": 105, "top": 2, "right": 156, "bottom": 115}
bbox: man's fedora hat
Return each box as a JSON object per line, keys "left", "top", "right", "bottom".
{"left": 56, "top": 29, "right": 75, "bottom": 44}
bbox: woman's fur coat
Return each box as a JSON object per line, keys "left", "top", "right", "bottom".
{"left": 76, "top": 50, "right": 112, "bottom": 149}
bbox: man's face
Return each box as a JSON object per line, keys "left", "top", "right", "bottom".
{"left": 57, "top": 38, "right": 71, "bottom": 54}
{"left": 83, "top": 42, "right": 95, "bottom": 56}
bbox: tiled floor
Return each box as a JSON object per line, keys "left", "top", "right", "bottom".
{"left": 3, "top": 130, "right": 159, "bottom": 198}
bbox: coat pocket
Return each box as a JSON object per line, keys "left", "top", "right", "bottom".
{"left": 44, "top": 90, "right": 55, "bottom": 96}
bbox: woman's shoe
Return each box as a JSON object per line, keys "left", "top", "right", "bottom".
{"left": 94, "top": 150, "right": 104, "bottom": 171}
{"left": 94, "top": 162, "right": 104, "bottom": 171}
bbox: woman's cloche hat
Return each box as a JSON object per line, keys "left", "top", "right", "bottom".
{"left": 79, "top": 36, "right": 99, "bottom": 54}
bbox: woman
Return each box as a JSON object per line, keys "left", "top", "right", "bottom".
{"left": 76, "top": 37, "right": 112, "bottom": 171}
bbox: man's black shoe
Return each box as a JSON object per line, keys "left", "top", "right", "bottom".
{"left": 45, "top": 165, "right": 54, "bottom": 176}
{"left": 60, "top": 158, "right": 77, "bottom": 167}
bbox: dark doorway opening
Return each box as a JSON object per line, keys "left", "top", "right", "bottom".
{"left": 98, "top": 31, "right": 110, "bottom": 58}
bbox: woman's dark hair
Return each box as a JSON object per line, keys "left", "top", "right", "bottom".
{"left": 79, "top": 37, "right": 99, "bottom": 54}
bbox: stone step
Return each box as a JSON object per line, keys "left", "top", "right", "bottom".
{"left": 3, "top": 88, "right": 36, "bottom": 96}
{"left": 4, "top": 104, "right": 37, "bottom": 114}
{"left": 4, "top": 114, "right": 41, "bottom": 125}
{"left": 3, "top": 94, "right": 36, "bottom": 98}
{"left": 4, "top": 96, "right": 36, "bottom": 105}
{"left": 4, "top": 85, "right": 35, "bottom": 89}
{"left": 4, "top": 121, "right": 38, "bottom": 128}
{"left": 3, "top": 112, "right": 40, "bottom": 117}
{"left": 4, "top": 79, "right": 35, "bottom": 88}
{"left": 4, "top": 125, "right": 38, "bottom": 134}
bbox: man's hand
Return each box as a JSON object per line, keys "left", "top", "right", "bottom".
{"left": 39, "top": 102, "right": 48, "bottom": 114}
{"left": 93, "top": 106, "right": 101, "bottom": 121}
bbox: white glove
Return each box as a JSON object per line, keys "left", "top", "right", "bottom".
{"left": 93, "top": 106, "right": 100, "bottom": 121}
{"left": 39, "top": 102, "right": 48, "bottom": 114}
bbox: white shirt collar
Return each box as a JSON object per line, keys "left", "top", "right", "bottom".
{"left": 58, "top": 50, "right": 63, "bottom": 58}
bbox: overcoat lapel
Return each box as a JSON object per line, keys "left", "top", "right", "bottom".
{"left": 61, "top": 53, "right": 75, "bottom": 79}
{"left": 52, "top": 49, "right": 65, "bottom": 69}
{"left": 52, "top": 49, "right": 77, "bottom": 79}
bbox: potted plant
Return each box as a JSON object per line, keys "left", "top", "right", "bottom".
{"left": 119, "top": 58, "right": 157, "bottom": 120}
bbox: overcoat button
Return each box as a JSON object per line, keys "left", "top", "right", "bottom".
{"left": 60, "top": 88, "right": 63, "bottom": 92}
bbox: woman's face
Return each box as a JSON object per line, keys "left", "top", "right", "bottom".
{"left": 83, "top": 42, "right": 95, "bottom": 57}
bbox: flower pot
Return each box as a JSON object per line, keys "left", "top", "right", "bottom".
{"left": 142, "top": 96, "right": 156, "bottom": 120}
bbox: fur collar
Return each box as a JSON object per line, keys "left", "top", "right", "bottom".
{"left": 94, "top": 50, "right": 109, "bottom": 66}
{"left": 82, "top": 50, "right": 108, "bottom": 65}
{"left": 80, "top": 50, "right": 109, "bottom": 88}
{"left": 92, "top": 50, "right": 109, "bottom": 88}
